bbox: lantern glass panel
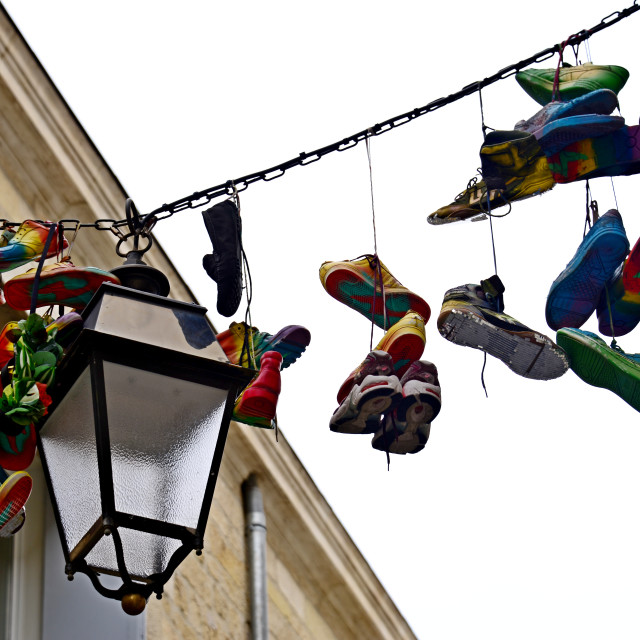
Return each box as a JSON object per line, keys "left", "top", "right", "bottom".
{"left": 85, "top": 528, "right": 182, "bottom": 579}
{"left": 104, "top": 361, "right": 228, "bottom": 528}
{"left": 39, "top": 366, "right": 101, "bottom": 553}
{"left": 83, "top": 287, "right": 223, "bottom": 360}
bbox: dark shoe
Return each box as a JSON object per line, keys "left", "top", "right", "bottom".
{"left": 202, "top": 200, "right": 243, "bottom": 317}
{"left": 438, "top": 277, "right": 568, "bottom": 380}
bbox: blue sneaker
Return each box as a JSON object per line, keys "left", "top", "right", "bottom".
{"left": 546, "top": 209, "right": 629, "bottom": 331}
{"left": 556, "top": 328, "right": 640, "bottom": 412}
{"left": 596, "top": 262, "right": 640, "bottom": 337}
{"left": 515, "top": 88, "right": 624, "bottom": 154}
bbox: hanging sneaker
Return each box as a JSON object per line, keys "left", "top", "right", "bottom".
{"left": 0, "top": 322, "right": 19, "bottom": 370}
{"left": 623, "top": 235, "right": 640, "bottom": 294}
{"left": 0, "top": 220, "right": 68, "bottom": 274}
{"left": 232, "top": 351, "right": 282, "bottom": 429}
{"left": 0, "top": 506, "right": 25, "bottom": 537}
{"left": 202, "top": 200, "right": 243, "bottom": 318}
{"left": 336, "top": 310, "right": 426, "bottom": 403}
{"left": 438, "top": 278, "right": 568, "bottom": 380}
{"left": 596, "top": 263, "right": 640, "bottom": 337}
{"left": 428, "top": 132, "right": 555, "bottom": 225}
{"left": 216, "top": 321, "right": 310, "bottom": 370}
{"left": 330, "top": 350, "right": 401, "bottom": 434}
{"left": 4, "top": 260, "right": 120, "bottom": 310}
{"left": 0, "top": 470, "right": 32, "bottom": 531}
{"left": 546, "top": 209, "right": 629, "bottom": 331}
{"left": 556, "top": 328, "right": 640, "bottom": 412}
{"left": 515, "top": 63, "right": 630, "bottom": 106}
{"left": 547, "top": 124, "right": 640, "bottom": 183}
{"left": 0, "top": 423, "right": 37, "bottom": 471}
{"left": 44, "top": 312, "right": 84, "bottom": 349}
{"left": 514, "top": 89, "right": 624, "bottom": 155}
{"left": 371, "top": 360, "right": 441, "bottom": 455}
{"left": 319, "top": 255, "right": 430, "bottom": 329}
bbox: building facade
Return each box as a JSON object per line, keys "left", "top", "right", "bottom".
{"left": 0, "top": 7, "right": 416, "bottom": 639}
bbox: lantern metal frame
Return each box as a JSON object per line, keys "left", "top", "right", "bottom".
{"left": 36, "top": 284, "right": 255, "bottom": 606}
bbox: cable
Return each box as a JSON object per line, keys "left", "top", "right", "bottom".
{"left": 144, "top": 2, "right": 639, "bottom": 222}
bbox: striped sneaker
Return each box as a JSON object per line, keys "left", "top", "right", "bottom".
{"left": 0, "top": 470, "right": 32, "bottom": 532}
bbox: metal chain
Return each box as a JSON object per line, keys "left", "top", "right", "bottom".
{"left": 5, "top": 2, "right": 638, "bottom": 229}
{"left": 145, "top": 1, "right": 639, "bottom": 221}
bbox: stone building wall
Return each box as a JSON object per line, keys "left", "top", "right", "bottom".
{"left": 0, "top": 6, "right": 417, "bottom": 639}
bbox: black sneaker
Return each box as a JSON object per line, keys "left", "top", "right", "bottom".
{"left": 202, "top": 200, "right": 243, "bottom": 317}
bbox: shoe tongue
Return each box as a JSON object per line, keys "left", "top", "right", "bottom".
{"left": 480, "top": 275, "right": 505, "bottom": 311}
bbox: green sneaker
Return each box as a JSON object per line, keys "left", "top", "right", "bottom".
{"left": 556, "top": 328, "right": 640, "bottom": 412}
{"left": 516, "top": 63, "right": 630, "bottom": 106}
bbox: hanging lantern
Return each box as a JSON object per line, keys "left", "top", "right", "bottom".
{"left": 36, "top": 206, "right": 253, "bottom": 614}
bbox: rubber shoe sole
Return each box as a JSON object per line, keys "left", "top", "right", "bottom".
{"left": 557, "top": 328, "right": 640, "bottom": 411}
{"left": 440, "top": 307, "right": 568, "bottom": 380}
{"left": 330, "top": 374, "right": 402, "bottom": 434}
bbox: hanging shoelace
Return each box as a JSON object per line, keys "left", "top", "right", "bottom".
{"left": 364, "top": 136, "right": 388, "bottom": 350}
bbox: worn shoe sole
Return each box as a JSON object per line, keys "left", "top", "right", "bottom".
{"left": 557, "top": 328, "right": 640, "bottom": 411}
{"left": 440, "top": 307, "right": 568, "bottom": 380}
{"left": 546, "top": 232, "right": 629, "bottom": 331}
{"left": 330, "top": 375, "right": 401, "bottom": 434}
{"left": 534, "top": 114, "right": 625, "bottom": 155}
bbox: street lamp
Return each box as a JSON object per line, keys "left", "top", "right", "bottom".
{"left": 36, "top": 278, "right": 254, "bottom": 615}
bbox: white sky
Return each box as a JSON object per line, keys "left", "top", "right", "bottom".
{"left": 4, "top": 1, "right": 640, "bottom": 638}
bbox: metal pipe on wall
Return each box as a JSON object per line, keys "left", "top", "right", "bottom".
{"left": 242, "top": 474, "right": 268, "bottom": 640}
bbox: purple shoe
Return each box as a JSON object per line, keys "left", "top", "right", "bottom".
{"left": 371, "top": 360, "right": 441, "bottom": 455}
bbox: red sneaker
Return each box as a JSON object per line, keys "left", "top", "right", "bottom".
{"left": 232, "top": 351, "right": 282, "bottom": 429}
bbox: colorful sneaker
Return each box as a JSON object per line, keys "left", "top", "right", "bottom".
{"left": 4, "top": 260, "right": 120, "bottom": 310}
{"left": 556, "top": 328, "right": 640, "bottom": 412}
{"left": 44, "top": 312, "right": 84, "bottom": 349}
{"left": 0, "top": 220, "right": 68, "bottom": 274}
{"left": 330, "top": 351, "right": 402, "bottom": 434}
{"left": 0, "top": 469, "right": 32, "bottom": 530}
{"left": 515, "top": 63, "right": 630, "bottom": 106}
{"left": 547, "top": 124, "right": 640, "bottom": 183}
{"left": 623, "top": 235, "right": 640, "bottom": 294}
{"left": 202, "top": 200, "right": 243, "bottom": 318}
{"left": 428, "top": 133, "right": 555, "bottom": 225}
{"left": 596, "top": 263, "right": 640, "bottom": 337}
{"left": 232, "top": 351, "right": 282, "bottom": 429}
{"left": 0, "top": 322, "right": 20, "bottom": 370}
{"left": 319, "top": 255, "right": 430, "bottom": 329}
{"left": 514, "top": 89, "right": 624, "bottom": 155}
{"left": 336, "top": 311, "right": 426, "bottom": 403}
{"left": 0, "top": 423, "right": 37, "bottom": 471}
{"left": 371, "top": 360, "right": 441, "bottom": 455}
{"left": 545, "top": 209, "right": 629, "bottom": 330}
{"left": 438, "top": 278, "right": 568, "bottom": 380}
{"left": 480, "top": 129, "right": 555, "bottom": 191}
{"left": 0, "top": 506, "right": 25, "bottom": 537}
{"left": 216, "top": 321, "right": 310, "bottom": 370}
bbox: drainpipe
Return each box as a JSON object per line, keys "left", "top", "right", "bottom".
{"left": 242, "top": 474, "right": 268, "bottom": 640}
